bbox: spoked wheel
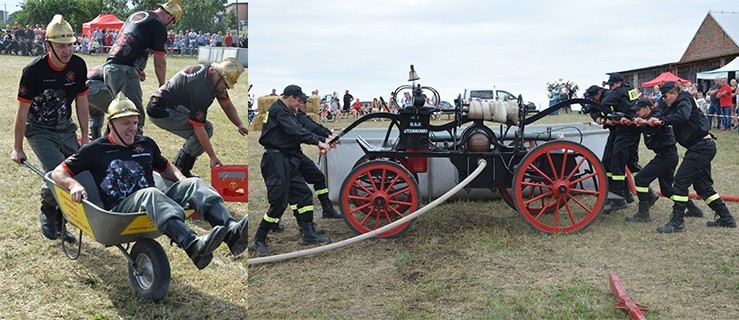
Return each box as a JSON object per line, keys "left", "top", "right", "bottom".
{"left": 339, "top": 160, "right": 419, "bottom": 238}
{"left": 512, "top": 140, "right": 607, "bottom": 234}
{"left": 127, "top": 238, "right": 171, "bottom": 301}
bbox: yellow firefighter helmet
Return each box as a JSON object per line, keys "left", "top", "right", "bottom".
{"left": 211, "top": 57, "right": 245, "bottom": 89}
{"left": 106, "top": 92, "right": 140, "bottom": 121}
{"left": 159, "top": 0, "right": 184, "bottom": 24}
{"left": 45, "top": 15, "right": 76, "bottom": 44}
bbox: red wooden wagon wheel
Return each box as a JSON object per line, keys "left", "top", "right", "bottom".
{"left": 512, "top": 140, "right": 607, "bottom": 234}
{"left": 339, "top": 160, "right": 419, "bottom": 238}
{"left": 500, "top": 140, "right": 563, "bottom": 215}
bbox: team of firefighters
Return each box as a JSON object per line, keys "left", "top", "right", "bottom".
{"left": 10, "top": 2, "right": 736, "bottom": 266}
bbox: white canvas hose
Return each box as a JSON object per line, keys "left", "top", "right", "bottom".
{"left": 248, "top": 158, "right": 488, "bottom": 265}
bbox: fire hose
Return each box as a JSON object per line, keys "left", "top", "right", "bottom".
{"left": 248, "top": 158, "right": 488, "bottom": 265}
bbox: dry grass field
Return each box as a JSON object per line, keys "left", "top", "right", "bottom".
{"left": 0, "top": 54, "right": 250, "bottom": 319}
{"left": 247, "top": 111, "right": 738, "bottom": 318}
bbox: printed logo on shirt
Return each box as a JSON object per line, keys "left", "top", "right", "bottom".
{"left": 134, "top": 144, "right": 145, "bottom": 153}
{"left": 129, "top": 11, "right": 149, "bottom": 24}
{"left": 180, "top": 65, "right": 205, "bottom": 78}
{"left": 195, "top": 111, "right": 205, "bottom": 122}
{"left": 18, "top": 84, "right": 27, "bottom": 96}
{"left": 65, "top": 71, "right": 75, "bottom": 83}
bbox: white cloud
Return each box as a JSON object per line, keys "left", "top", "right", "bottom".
{"left": 249, "top": 0, "right": 738, "bottom": 108}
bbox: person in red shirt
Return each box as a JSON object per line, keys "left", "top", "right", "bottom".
{"left": 224, "top": 32, "right": 233, "bottom": 47}
{"left": 717, "top": 77, "right": 733, "bottom": 131}
{"left": 352, "top": 98, "right": 362, "bottom": 121}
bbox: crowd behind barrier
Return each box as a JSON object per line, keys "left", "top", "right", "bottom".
{"left": 0, "top": 23, "right": 248, "bottom": 57}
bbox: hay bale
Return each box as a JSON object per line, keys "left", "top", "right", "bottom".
{"left": 251, "top": 114, "right": 265, "bottom": 131}
{"left": 306, "top": 95, "right": 320, "bottom": 114}
{"left": 257, "top": 96, "right": 279, "bottom": 114}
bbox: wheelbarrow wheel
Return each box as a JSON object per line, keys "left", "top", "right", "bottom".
{"left": 127, "top": 238, "right": 171, "bottom": 301}
{"left": 512, "top": 140, "right": 607, "bottom": 234}
{"left": 339, "top": 159, "right": 419, "bottom": 238}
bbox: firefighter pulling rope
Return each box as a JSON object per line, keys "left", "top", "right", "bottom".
{"left": 248, "top": 158, "right": 488, "bottom": 265}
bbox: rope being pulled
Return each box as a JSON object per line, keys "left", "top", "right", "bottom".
{"left": 248, "top": 158, "right": 489, "bottom": 265}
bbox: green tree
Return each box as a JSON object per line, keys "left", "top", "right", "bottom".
{"left": 15, "top": 0, "right": 105, "bottom": 32}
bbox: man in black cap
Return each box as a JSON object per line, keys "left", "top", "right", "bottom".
{"left": 597, "top": 73, "right": 655, "bottom": 213}
{"left": 251, "top": 85, "right": 332, "bottom": 254}
{"left": 649, "top": 81, "right": 736, "bottom": 232}
{"left": 625, "top": 98, "right": 703, "bottom": 222}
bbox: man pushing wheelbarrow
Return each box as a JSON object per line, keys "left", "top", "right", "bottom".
{"left": 51, "top": 93, "right": 248, "bottom": 269}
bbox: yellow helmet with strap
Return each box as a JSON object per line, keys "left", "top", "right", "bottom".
{"left": 106, "top": 92, "right": 140, "bottom": 121}
{"left": 211, "top": 57, "right": 245, "bottom": 89}
{"left": 159, "top": 0, "right": 184, "bottom": 24}
{"left": 45, "top": 14, "right": 76, "bottom": 44}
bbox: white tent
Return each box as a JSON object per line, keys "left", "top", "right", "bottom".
{"left": 696, "top": 57, "right": 739, "bottom": 79}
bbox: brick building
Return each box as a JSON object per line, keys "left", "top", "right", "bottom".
{"left": 617, "top": 11, "right": 739, "bottom": 92}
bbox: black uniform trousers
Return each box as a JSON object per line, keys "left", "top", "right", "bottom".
{"left": 634, "top": 145, "right": 678, "bottom": 200}
{"left": 671, "top": 138, "right": 722, "bottom": 224}
{"left": 259, "top": 150, "right": 314, "bottom": 229}
{"left": 608, "top": 128, "right": 639, "bottom": 197}
{"left": 297, "top": 152, "right": 329, "bottom": 200}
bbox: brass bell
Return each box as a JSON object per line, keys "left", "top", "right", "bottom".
{"left": 408, "top": 65, "right": 420, "bottom": 82}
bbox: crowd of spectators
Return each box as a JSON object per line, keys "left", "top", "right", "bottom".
{"left": 0, "top": 23, "right": 48, "bottom": 56}
{"left": 0, "top": 21, "right": 248, "bottom": 58}
{"left": 645, "top": 78, "right": 739, "bottom": 131}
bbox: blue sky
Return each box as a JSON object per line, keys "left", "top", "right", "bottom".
{"left": 248, "top": 0, "right": 738, "bottom": 108}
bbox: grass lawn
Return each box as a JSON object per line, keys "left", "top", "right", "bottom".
{"left": 247, "top": 110, "right": 738, "bottom": 318}
{"left": 0, "top": 54, "right": 249, "bottom": 319}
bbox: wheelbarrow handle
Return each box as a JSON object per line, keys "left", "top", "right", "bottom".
{"left": 21, "top": 160, "right": 46, "bottom": 178}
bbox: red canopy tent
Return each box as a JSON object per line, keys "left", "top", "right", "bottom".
{"left": 81, "top": 14, "right": 124, "bottom": 38}
{"left": 641, "top": 72, "right": 690, "bottom": 88}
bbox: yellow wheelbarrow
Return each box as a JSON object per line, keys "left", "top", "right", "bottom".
{"left": 24, "top": 162, "right": 195, "bottom": 301}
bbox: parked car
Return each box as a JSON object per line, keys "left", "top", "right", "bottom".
{"left": 464, "top": 88, "right": 539, "bottom": 113}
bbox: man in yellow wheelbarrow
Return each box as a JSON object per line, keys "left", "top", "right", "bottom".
{"left": 51, "top": 94, "right": 248, "bottom": 269}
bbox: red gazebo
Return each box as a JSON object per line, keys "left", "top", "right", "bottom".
{"left": 641, "top": 72, "right": 690, "bottom": 88}
{"left": 81, "top": 14, "right": 124, "bottom": 38}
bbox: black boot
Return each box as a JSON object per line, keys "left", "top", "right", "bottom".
{"left": 603, "top": 186, "right": 628, "bottom": 214}
{"left": 161, "top": 218, "right": 226, "bottom": 269}
{"left": 55, "top": 209, "right": 76, "bottom": 243}
{"left": 657, "top": 205, "right": 686, "bottom": 233}
{"left": 684, "top": 200, "right": 704, "bottom": 217}
{"left": 250, "top": 228, "right": 272, "bottom": 254}
{"left": 626, "top": 197, "right": 651, "bottom": 222}
{"left": 648, "top": 190, "right": 660, "bottom": 208}
{"left": 271, "top": 222, "right": 285, "bottom": 233}
{"left": 706, "top": 201, "right": 737, "bottom": 228}
{"left": 603, "top": 199, "right": 627, "bottom": 214}
{"left": 173, "top": 149, "right": 198, "bottom": 178}
{"left": 39, "top": 203, "right": 59, "bottom": 241}
{"left": 312, "top": 222, "right": 325, "bottom": 235}
{"left": 624, "top": 191, "right": 635, "bottom": 204}
{"left": 203, "top": 204, "right": 249, "bottom": 256}
{"left": 319, "top": 197, "right": 342, "bottom": 219}
{"left": 298, "top": 220, "right": 330, "bottom": 245}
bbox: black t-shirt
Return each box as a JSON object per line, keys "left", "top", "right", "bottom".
{"left": 147, "top": 65, "right": 229, "bottom": 126}
{"left": 18, "top": 54, "right": 89, "bottom": 126}
{"left": 108, "top": 11, "right": 167, "bottom": 67}
{"left": 62, "top": 135, "right": 170, "bottom": 210}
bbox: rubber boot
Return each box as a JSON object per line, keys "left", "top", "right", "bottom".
{"left": 161, "top": 218, "right": 226, "bottom": 270}
{"left": 312, "top": 222, "right": 325, "bottom": 235}
{"left": 173, "top": 149, "right": 198, "bottom": 178}
{"left": 706, "top": 200, "right": 737, "bottom": 228}
{"left": 626, "top": 193, "right": 651, "bottom": 222}
{"left": 657, "top": 203, "right": 686, "bottom": 233}
{"left": 684, "top": 200, "right": 704, "bottom": 218}
{"left": 250, "top": 227, "right": 272, "bottom": 254}
{"left": 203, "top": 204, "right": 249, "bottom": 256}
{"left": 319, "top": 196, "right": 342, "bottom": 219}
